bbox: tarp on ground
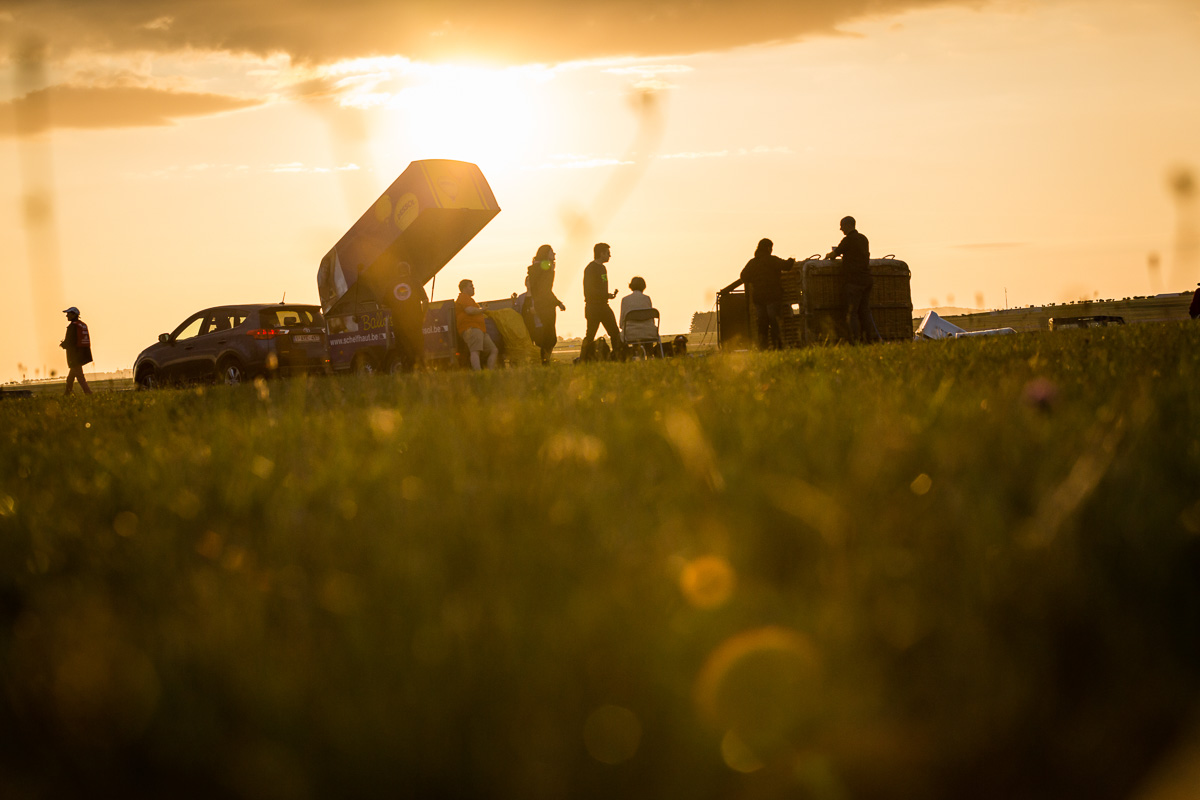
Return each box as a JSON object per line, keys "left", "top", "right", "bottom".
{"left": 486, "top": 308, "right": 541, "bottom": 366}
{"left": 317, "top": 160, "right": 500, "bottom": 315}
{"left": 915, "top": 310, "right": 967, "bottom": 340}
{"left": 952, "top": 327, "right": 1017, "bottom": 338}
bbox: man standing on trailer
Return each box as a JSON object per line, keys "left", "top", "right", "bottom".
{"left": 827, "top": 216, "right": 882, "bottom": 343}
{"left": 580, "top": 242, "right": 624, "bottom": 362}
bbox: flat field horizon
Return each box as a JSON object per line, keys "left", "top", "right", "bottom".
{"left": 2, "top": 322, "right": 1199, "bottom": 799}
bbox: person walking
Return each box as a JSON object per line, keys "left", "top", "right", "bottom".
{"left": 455, "top": 279, "right": 498, "bottom": 371}
{"left": 826, "top": 216, "right": 882, "bottom": 343}
{"left": 1190, "top": 282, "right": 1200, "bottom": 320}
{"left": 739, "top": 238, "right": 796, "bottom": 349}
{"left": 527, "top": 244, "right": 566, "bottom": 363}
{"left": 60, "top": 306, "right": 93, "bottom": 395}
{"left": 580, "top": 242, "right": 623, "bottom": 362}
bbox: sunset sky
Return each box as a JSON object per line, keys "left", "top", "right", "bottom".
{"left": 1, "top": 0, "right": 1198, "bottom": 380}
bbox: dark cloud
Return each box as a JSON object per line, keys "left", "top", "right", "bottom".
{"left": 0, "top": 85, "right": 262, "bottom": 136}
{"left": 2, "top": 0, "right": 979, "bottom": 65}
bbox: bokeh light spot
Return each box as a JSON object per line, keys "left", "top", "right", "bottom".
{"left": 696, "top": 627, "right": 822, "bottom": 755}
{"left": 583, "top": 705, "right": 642, "bottom": 765}
{"left": 368, "top": 407, "right": 400, "bottom": 439}
{"left": 112, "top": 511, "right": 138, "bottom": 538}
{"left": 721, "top": 729, "right": 765, "bottom": 773}
{"left": 909, "top": 473, "right": 933, "bottom": 496}
{"left": 680, "top": 556, "right": 736, "bottom": 609}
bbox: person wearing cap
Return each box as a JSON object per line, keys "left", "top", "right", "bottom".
{"left": 60, "top": 306, "right": 93, "bottom": 395}
{"left": 1190, "top": 282, "right": 1200, "bottom": 320}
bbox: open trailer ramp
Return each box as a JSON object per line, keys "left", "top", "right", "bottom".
{"left": 316, "top": 159, "right": 500, "bottom": 316}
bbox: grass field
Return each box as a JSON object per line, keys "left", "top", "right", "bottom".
{"left": 2, "top": 323, "right": 1199, "bottom": 799}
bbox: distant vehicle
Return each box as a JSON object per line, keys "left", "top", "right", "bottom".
{"left": 134, "top": 304, "right": 328, "bottom": 388}
{"left": 1048, "top": 315, "right": 1125, "bottom": 331}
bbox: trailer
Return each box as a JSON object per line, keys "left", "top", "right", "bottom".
{"left": 325, "top": 295, "right": 514, "bottom": 374}
{"left": 317, "top": 159, "right": 501, "bottom": 372}
{"left": 717, "top": 256, "right": 913, "bottom": 348}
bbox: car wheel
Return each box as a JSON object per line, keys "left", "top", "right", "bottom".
{"left": 353, "top": 353, "right": 378, "bottom": 376}
{"left": 385, "top": 352, "right": 410, "bottom": 375}
{"left": 218, "top": 357, "right": 247, "bottom": 386}
{"left": 136, "top": 367, "right": 158, "bottom": 390}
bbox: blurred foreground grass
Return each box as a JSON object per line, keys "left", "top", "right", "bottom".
{"left": 2, "top": 323, "right": 1200, "bottom": 799}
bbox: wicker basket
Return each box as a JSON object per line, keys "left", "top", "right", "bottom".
{"left": 740, "top": 257, "right": 912, "bottom": 346}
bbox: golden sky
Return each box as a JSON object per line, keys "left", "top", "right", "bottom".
{"left": 1, "top": 0, "right": 1198, "bottom": 380}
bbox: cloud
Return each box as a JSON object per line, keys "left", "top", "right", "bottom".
{"left": 657, "top": 145, "right": 792, "bottom": 160}
{"left": 3, "top": 0, "right": 981, "bottom": 65}
{"left": 537, "top": 155, "right": 635, "bottom": 170}
{"left": 0, "top": 84, "right": 262, "bottom": 136}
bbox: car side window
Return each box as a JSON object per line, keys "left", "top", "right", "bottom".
{"left": 173, "top": 314, "right": 206, "bottom": 341}
{"left": 202, "top": 312, "right": 237, "bottom": 335}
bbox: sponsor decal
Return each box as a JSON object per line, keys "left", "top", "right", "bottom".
{"left": 394, "top": 192, "right": 419, "bottom": 231}
{"left": 359, "top": 310, "right": 390, "bottom": 332}
{"left": 374, "top": 194, "right": 392, "bottom": 222}
{"left": 437, "top": 177, "right": 459, "bottom": 201}
{"left": 329, "top": 332, "right": 386, "bottom": 346}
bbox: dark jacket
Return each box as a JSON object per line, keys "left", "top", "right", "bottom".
{"left": 832, "top": 230, "right": 870, "bottom": 277}
{"left": 583, "top": 260, "right": 610, "bottom": 306}
{"left": 528, "top": 259, "right": 557, "bottom": 299}
{"left": 63, "top": 320, "right": 93, "bottom": 368}
{"left": 740, "top": 255, "right": 793, "bottom": 304}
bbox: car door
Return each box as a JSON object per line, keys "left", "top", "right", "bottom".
{"left": 160, "top": 312, "right": 206, "bottom": 383}
{"left": 191, "top": 310, "right": 239, "bottom": 379}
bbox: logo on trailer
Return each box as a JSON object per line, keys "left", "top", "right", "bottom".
{"left": 374, "top": 194, "right": 393, "bottom": 222}
{"left": 394, "top": 193, "right": 419, "bottom": 231}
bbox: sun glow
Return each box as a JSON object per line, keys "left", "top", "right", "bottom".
{"left": 380, "top": 64, "right": 552, "bottom": 174}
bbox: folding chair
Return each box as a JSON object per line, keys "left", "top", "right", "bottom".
{"left": 622, "top": 308, "right": 664, "bottom": 359}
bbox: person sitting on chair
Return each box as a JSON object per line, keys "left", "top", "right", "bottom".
{"left": 620, "top": 276, "right": 657, "bottom": 343}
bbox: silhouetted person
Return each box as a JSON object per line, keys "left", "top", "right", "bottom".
{"left": 388, "top": 262, "right": 429, "bottom": 371}
{"left": 514, "top": 278, "right": 538, "bottom": 342}
{"left": 1191, "top": 282, "right": 1200, "bottom": 319}
{"left": 60, "top": 306, "right": 93, "bottom": 395}
{"left": 827, "top": 216, "right": 882, "bottom": 343}
{"left": 620, "top": 276, "right": 657, "bottom": 342}
{"left": 527, "top": 244, "right": 566, "bottom": 363}
{"left": 580, "top": 242, "right": 624, "bottom": 362}
{"left": 456, "top": 279, "right": 498, "bottom": 370}
{"left": 739, "top": 238, "right": 796, "bottom": 349}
